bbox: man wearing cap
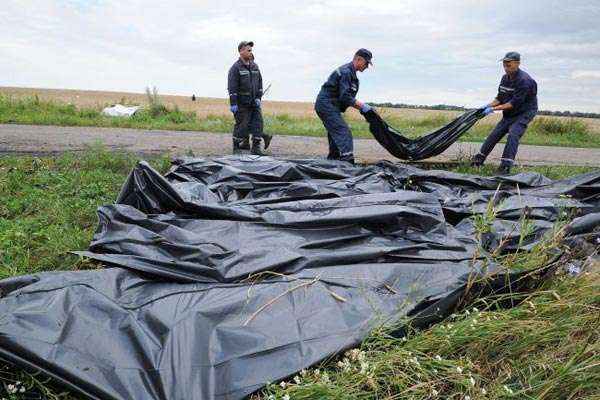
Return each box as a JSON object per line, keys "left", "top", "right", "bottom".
{"left": 227, "top": 41, "right": 271, "bottom": 155}
{"left": 471, "top": 51, "right": 538, "bottom": 174}
{"left": 314, "top": 49, "right": 374, "bottom": 164}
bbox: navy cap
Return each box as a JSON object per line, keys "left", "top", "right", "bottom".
{"left": 355, "top": 48, "right": 373, "bottom": 65}
{"left": 238, "top": 41, "right": 254, "bottom": 52}
{"left": 500, "top": 51, "right": 520, "bottom": 62}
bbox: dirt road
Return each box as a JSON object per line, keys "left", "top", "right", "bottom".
{"left": 1, "top": 123, "right": 599, "bottom": 166}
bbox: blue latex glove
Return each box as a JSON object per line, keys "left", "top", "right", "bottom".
{"left": 360, "top": 103, "right": 372, "bottom": 113}
{"left": 255, "top": 99, "right": 261, "bottom": 108}
{"left": 483, "top": 106, "right": 494, "bottom": 116}
{"left": 230, "top": 105, "right": 238, "bottom": 114}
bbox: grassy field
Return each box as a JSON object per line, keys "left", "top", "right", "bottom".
{"left": 1, "top": 87, "right": 599, "bottom": 149}
{"left": 0, "top": 149, "right": 598, "bottom": 399}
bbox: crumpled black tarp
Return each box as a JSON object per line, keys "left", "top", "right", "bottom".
{"left": 0, "top": 157, "right": 599, "bottom": 400}
{"left": 362, "top": 108, "right": 485, "bottom": 160}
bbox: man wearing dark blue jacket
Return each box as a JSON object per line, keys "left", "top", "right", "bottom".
{"left": 471, "top": 52, "right": 538, "bottom": 174}
{"left": 315, "top": 49, "right": 374, "bottom": 164}
{"left": 228, "top": 41, "right": 272, "bottom": 155}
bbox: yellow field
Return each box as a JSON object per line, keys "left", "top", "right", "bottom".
{"left": 1, "top": 86, "right": 598, "bottom": 130}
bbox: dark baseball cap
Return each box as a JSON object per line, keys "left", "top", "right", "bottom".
{"left": 500, "top": 51, "right": 520, "bottom": 62}
{"left": 355, "top": 48, "right": 373, "bottom": 65}
{"left": 238, "top": 41, "right": 254, "bottom": 51}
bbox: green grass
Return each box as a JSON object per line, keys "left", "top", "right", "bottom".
{"left": 0, "top": 150, "right": 598, "bottom": 399}
{"left": 262, "top": 272, "right": 599, "bottom": 400}
{"left": 1, "top": 95, "right": 599, "bottom": 148}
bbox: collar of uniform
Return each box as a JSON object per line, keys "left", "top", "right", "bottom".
{"left": 346, "top": 62, "right": 358, "bottom": 79}
{"left": 237, "top": 57, "right": 252, "bottom": 67}
{"left": 507, "top": 68, "right": 522, "bottom": 81}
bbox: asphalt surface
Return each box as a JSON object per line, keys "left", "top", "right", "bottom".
{"left": 2, "top": 123, "right": 600, "bottom": 166}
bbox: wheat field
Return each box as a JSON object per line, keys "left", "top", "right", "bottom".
{"left": 3, "top": 86, "right": 598, "bottom": 131}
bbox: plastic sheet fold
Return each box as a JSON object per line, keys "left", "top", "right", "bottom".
{"left": 1, "top": 157, "right": 598, "bottom": 400}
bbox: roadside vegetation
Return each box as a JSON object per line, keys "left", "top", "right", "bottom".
{"left": 1, "top": 94, "right": 598, "bottom": 149}
{"left": 0, "top": 149, "right": 598, "bottom": 399}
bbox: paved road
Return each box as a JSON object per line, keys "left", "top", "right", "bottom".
{"left": 1, "top": 124, "right": 600, "bottom": 166}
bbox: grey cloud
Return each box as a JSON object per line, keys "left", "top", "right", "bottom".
{"left": 1, "top": 0, "right": 598, "bottom": 111}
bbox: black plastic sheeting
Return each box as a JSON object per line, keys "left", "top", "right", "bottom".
{"left": 1, "top": 157, "right": 599, "bottom": 400}
{"left": 362, "top": 108, "right": 485, "bottom": 160}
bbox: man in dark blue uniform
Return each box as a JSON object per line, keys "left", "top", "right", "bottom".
{"left": 227, "top": 41, "right": 272, "bottom": 155}
{"left": 315, "top": 49, "right": 374, "bottom": 164}
{"left": 471, "top": 52, "right": 538, "bottom": 174}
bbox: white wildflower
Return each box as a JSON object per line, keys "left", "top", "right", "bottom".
{"left": 431, "top": 388, "right": 439, "bottom": 396}
{"left": 432, "top": 368, "right": 438, "bottom": 374}
{"left": 456, "top": 366, "right": 463, "bottom": 373}
{"left": 481, "top": 388, "right": 487, "bottom": 395}
{"left": 469, "top": 376, "right": 476, "bottom": 386}
{"left": 401, "top": 336, "right": 408, "bottom": 342}
{"left": 472, "top": 319, "right": 478, "bottom": 324}
{"left": 300, "top": 369, "right": 308, "bottom": 377}
{"left": 282, "top": 395, "right": 290, "bottom": 400}
{"left": 360, "top": 361, "right": 370, "bottom": 374}
{"left": 450, "top": 313, "right": 458, "bottom": 319}
{"left": 464, "top": 396, "right": 471, "bottom": 400}
{"left": 348, "top": 348, "right": 362, "bottom": 361}
{"left": 410, "top": 357, "right": 420, "bottom": 366}
{"left": 279, "top": 381, "right": 287, "bottom": 389}
{"left": 19, "top": 387, "right": 26, "bottom": 393}
{"left": 293, "top": 375, "right": 301, "bottom": 384}
{"left": 504, "top": 385, "right": 514, "bottom": 395}
{"left": 321, "top": 372, "right": 330, "bottom": 383}
{"left": 7, "top": 385, "right": 16, "bottom": 394}
{"left": 472, "top": 307, "right": 479, "bottom": 313}
{"left": 338, "top": 358, "right": 352, "bottom": 372}
{"left": 464, "top": 309, "right": 470, "bottom": 315}
{"left": 314, "top": 369, "right": 320, "bottom": 376}
{"left": 267, "top": 395, "right": 275, "bottom": 400}
{"left": 434, "top": 355, "right": 442, "bottom": 361}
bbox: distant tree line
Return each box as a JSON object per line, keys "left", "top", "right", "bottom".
{"left": 369, "top": 102, "right": 600, "bottom": 119}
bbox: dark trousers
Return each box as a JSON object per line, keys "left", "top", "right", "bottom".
{"left": 314, "top": 96, "right": 354, "bottom": 160}
{"left": 479, "top": 110, "right": 537, "bottom": 164}
{"left": 233, "top": 106, "right": 263, "bottom": 141}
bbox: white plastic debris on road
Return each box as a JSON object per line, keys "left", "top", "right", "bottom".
{"left": 102, "top": 104, "right": 141, "bottom": 117}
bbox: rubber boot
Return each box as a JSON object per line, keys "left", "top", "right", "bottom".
{"left": 251, "top": 138, "right": 264, "bottom": 156}
{"left": 339, "top": 153, "right": 355, "bottom": 165}
{"left": 233, "top": 138, "right": 244, "bottom": 154}
{"left": 240, "top": 138, "right": 250, "bottom": 150}
{"left": 263, "top": 134, "right": 272, "bottom": 150}
{"left": 470, "top": 153, "right": 485, "bottom": 167}
{"left": 496, "top": 162, "right": 511, "bottom": 176}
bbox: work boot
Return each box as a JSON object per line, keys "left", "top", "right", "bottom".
{"left": 496, "top": 162, "right": 511, "bottom": 176}
{"left": 263, "top": 134, "right": 273, "bottom": 150}
{"left": 470, "top": 153, "right": 485, "bottom": 167}
{"left": 339, "top": 153, "right": 355, "bottom": 165}
{"left": 240, "top": 138, "right": 250, "bottom": 150}
{"left": 232, "top": 138, "right": 245, "bottom": 154}
{"left": 251, "top": 139, "right": 264, "bottom": 156}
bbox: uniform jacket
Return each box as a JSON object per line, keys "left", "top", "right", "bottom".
{"left": 228, "top": 58, "right": 263, "bottom": 107}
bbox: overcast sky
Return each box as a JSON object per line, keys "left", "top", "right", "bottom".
{"left": 1, "top": 0, "right": 599, "bottom": 112}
